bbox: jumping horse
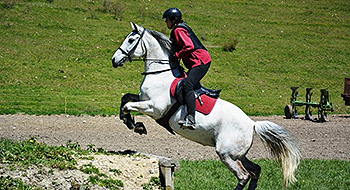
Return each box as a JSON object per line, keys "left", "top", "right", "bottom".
{"left": 112, "top": 22, "right": 301, "bottom": 190}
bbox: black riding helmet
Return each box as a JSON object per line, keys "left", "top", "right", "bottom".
{"left": 163, "top": 8, "right": 182, "bottom": 22}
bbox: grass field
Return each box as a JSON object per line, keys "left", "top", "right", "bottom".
{"left": 176, "top": 159, "right": 350, "bottom": 190}
{"left": 1, "top": 0, "right": 349, "bottom": 116}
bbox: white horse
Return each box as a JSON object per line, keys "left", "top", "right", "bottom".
{"left": 112, "top": 22, "right": 301, "bottom": 190}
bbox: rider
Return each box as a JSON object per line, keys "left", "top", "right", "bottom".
{"left": 163, "top": 8, "right": 212, "bottom": 130}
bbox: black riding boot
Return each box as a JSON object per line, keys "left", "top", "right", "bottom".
{"left": 178, "top": 62, "right": 211, "bottom": 130}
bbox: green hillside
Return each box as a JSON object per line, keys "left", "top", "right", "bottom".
{"left": 1, "top": 0, "right": 349, "bottom": 116}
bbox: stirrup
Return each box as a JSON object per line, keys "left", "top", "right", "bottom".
{"left": 178, "top": 116, "right": 196, "bottom": 130}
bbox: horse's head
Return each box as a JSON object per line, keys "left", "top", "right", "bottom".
{"left": 112, "top": 22, "right": 146, "bottom": 68}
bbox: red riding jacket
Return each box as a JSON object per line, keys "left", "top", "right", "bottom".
{"left": 171, "top": 23, "right": 212, "bottom": 69}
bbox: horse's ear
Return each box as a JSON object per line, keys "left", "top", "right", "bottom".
{"left": 130, "top": 22, "right": 140, "bottom": 34}
{"left": 130, "top": 22, "right": 144, "bottom": 34}
{"left": 131, "top": 22, "right": 137, "bottom": 32}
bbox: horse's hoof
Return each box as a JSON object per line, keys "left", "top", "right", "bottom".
{"left": 121, "top": 114, "right": 135, "bottom": 130}
{"left": 134, "top": 122, "right": 147, "bottom": 135}
{"left": 123, "top": 118, "right": 135, "bottom": 130}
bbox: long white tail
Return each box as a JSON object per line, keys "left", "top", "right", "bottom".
{"left": 254, "top": 121, "right": 301, "bottom": 187}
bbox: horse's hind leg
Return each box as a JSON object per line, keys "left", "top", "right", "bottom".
{"left": 217, "top": 152, "right": 250, "bottom": 190}
{"left": 215, "top": 120, "right": 255, "bottom": 189}
{"left": 241, "top": 156, "right": 261, "bottom": 190}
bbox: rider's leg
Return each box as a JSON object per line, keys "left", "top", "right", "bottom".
{"left": 179, "top": 62, "right": 210, "bottom": 129}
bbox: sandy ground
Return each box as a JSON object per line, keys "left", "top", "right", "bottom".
{"left": 0, "top": 114, "right": 349, "bottom": 161}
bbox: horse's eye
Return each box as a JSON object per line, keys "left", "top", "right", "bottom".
{"left": 128, "top": 38, "right": 135, "bottom": 43}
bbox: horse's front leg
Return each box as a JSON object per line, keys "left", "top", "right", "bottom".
{"left": 122, "top": 100, "right": 154, "bottom": 113}
{"left": 120, "top": 94, "right": 142, "bottom": 133}
{"left": 120, "top": 93, "right": 152, "bottom": 135}
{"left": 122, "top": 100, "right": 154, "bottom": 135}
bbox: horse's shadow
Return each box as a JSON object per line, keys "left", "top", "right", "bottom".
{"left": 106, "top": 149, "right": 138, "bottom": 155}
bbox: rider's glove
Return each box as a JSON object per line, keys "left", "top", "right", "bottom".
{"left": 169, "top": 54, "right": 179, "bottom": 63}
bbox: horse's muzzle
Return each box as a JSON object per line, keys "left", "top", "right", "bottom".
{"left": 112, "top": 57, "right": 119, "bottom": 68}
{"left": 112, "top": 57, "right": 127, "bottom": 68}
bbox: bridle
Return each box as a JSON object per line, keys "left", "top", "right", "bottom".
{"left": 117, "top": 28, "right": 179, "bottom": 76}
{"left": 117, "top": 29, "right": 146, "bottom": 63}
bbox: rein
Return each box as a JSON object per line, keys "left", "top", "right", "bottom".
{"left": 130, "top": 58, "right": 169, "bottom": 62}
{"left": 141, "top": 67, "right": 177, "bottom": 75}
{"left": 126, "top": 57, "right": 176, "bottom": 76}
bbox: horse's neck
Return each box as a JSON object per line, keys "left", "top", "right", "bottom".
{"left": 141, "top": 36, "right": 181, "bottom": 117}
{"left": 144, "top": 36, "right": 172, "bottom": 73}
{"left": 144, "top": 51, "right": 183, "bottom": 79}
{"left": 142, "top": 34, "right": 185, "bottom": 85}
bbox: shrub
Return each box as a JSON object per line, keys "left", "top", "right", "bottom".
{"left": 101, "top": 0, "right": 124, "bottom": 21}
{"left": 2, "top": 0, "right": 16, "bottom": 9}
{"left": 223, "top": 38, "right": 238, "bottom": 52}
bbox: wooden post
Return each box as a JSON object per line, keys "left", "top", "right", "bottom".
{"left": 159, "top": 158, "right": 180, "bottom": 190}
{"left": 341, "top": 78, "right": 350, "bottom": 105}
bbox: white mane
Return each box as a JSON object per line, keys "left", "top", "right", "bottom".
{"left": 146, "top": 29, "right": 174, "bottom": 53}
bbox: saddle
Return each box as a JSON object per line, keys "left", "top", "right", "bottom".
{"left": 156, "top": 76, "right": 221, "bottom": 134}
{"left": 171, "top": 77, "right": 221, "bottom": 111}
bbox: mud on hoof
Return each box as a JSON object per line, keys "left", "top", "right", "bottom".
{"left": 134, "top": 122, "right": 147, "bottom": 135}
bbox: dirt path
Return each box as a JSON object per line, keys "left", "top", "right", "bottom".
{"left": 0, "top": 114, "right": 349, "bottom": 160}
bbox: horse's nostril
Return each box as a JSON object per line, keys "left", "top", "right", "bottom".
{"left": 112, "top": 57, "right": 116, "bottom": 64}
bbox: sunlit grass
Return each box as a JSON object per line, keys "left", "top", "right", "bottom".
{"left": 175, "top": 159, "right": 350, "bottom": 190}
{"left": 0, "top": 0, "right": 349, "bottom": 116}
